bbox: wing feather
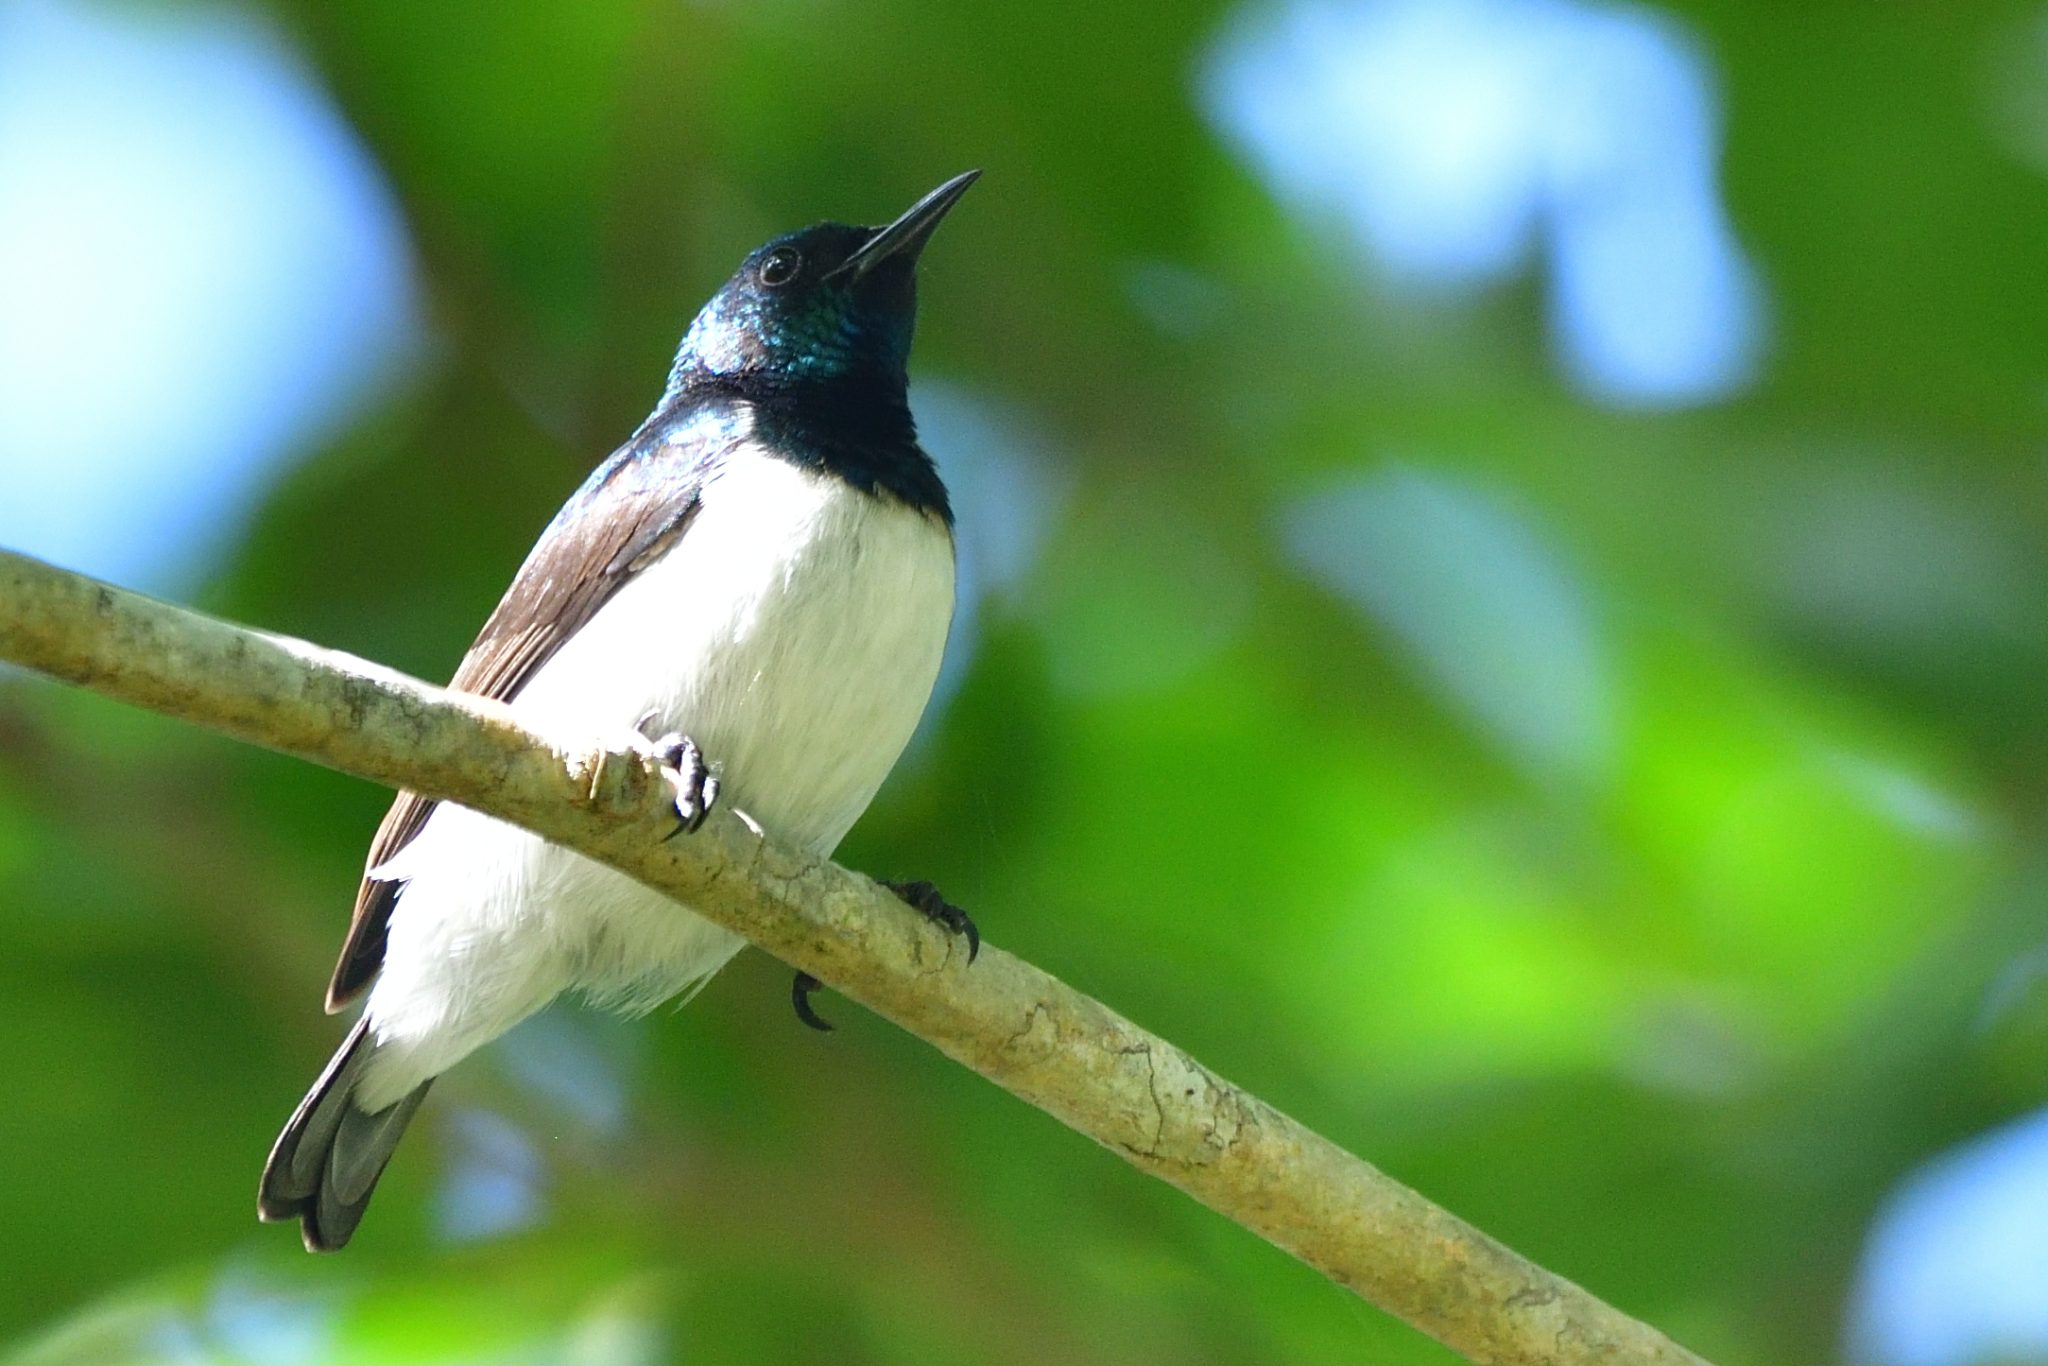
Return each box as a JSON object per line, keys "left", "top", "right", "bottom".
{"left": 323, "top": 422, "right": 727, "bottom": 1010}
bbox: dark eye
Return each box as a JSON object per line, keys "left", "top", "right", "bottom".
{"left": 758, "top": 247, "right": 802, "bottom": 287}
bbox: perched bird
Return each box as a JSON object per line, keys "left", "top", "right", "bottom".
{"left": 259, "top": 172, "right": 982, "bottom": 1251}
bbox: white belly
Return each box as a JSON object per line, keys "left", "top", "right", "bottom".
{"left": 357, "top": 445, "right": 955, "bottom": 1107}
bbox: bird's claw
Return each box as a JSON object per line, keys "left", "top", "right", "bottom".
{"left": 787, "top": 882, "right": 979, "bottom": 1033}
{"left": 791, "top": 971, "right": 833, "bottom": 1032}
{"left": 636, "top": 713, "right": 719, "bottom": 837}
{"left": 884, "top": 879, "right": 980, "bottom": 962}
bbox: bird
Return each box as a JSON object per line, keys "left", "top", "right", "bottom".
{"left": 258, "top": 171, "right": 982, "bottom": 1252}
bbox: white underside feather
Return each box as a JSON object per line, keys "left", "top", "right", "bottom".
{"left": 355, "top": 444, "right": 954, "bottom": 1109}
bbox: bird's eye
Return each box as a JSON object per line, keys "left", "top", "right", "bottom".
{"left": 758, "top": 248, "right": 802, "bottom": 288}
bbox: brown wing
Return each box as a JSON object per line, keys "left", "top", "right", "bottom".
{"left": 323, "top": 430, "right": 718, "bottom": 1011}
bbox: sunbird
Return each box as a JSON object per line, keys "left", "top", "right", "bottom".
{"left": 260, "top": 172, "right": 981, "bottom": 1251}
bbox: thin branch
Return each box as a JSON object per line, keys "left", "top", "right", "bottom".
{"left": 0, "top": 547, "right": 1710, "bottom": 1366}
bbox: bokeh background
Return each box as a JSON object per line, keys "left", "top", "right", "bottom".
{"left": 1, "top": 0, "right": 2045, "bottom": 1361}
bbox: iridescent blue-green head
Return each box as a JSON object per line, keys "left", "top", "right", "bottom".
{"left": 666, "top": 171, "right": 978, "bottom": 399}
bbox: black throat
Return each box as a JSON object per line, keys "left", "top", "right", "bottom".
{"left": 668, "top": 371, "right": 951, "bottom": 524}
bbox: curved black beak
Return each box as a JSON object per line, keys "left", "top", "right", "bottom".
{"left": 828, "top": 169, "right": 981, "bottom": 283}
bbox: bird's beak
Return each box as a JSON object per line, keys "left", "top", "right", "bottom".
{"left": 828, "top": 170, "right": 981, "bottom": 283}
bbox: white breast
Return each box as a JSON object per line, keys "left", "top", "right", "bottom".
{"left": 516, "top": 444, "right": 957, "bottom": 849}
{"left": 357, "top": 444, "right": 955, "bottom": 1107}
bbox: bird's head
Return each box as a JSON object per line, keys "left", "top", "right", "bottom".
{"left": 666, "top": 171, "right": 978, "bottom": 397}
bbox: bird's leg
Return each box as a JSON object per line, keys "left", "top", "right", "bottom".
{"left": 883, "top": 879, "right": 980, "bottom": 962}
{"left": 787, "top": 881, "right": 979, "bottom": 1033}
{"left": 635, "top": 710, "right": 720, "bottom": 837}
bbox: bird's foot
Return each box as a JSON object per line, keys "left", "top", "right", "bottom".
{"left": 792, "top": 971, "right": 834, "bottom": 1032}
{"left": 884, "top": 879, "right": 980, "bottom": 963}
{"left": 636, "top": 712, "right": 720, "bottom": 837}
{"left": 787, "top": 881, "right": 979, "bottom": 1033}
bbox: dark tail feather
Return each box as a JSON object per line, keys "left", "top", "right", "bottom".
{"left": 258, "top": 1018, "right": 431, "bottom": 1251}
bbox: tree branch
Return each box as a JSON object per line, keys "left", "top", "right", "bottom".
{"left": 0, "top": 547, "right": 1710, "bottom": 1366}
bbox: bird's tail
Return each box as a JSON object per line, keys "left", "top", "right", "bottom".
{"left": 257, "top": 1018, "right": 431, "bottom": 1252}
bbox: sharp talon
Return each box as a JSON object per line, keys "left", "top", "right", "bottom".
{"left": 642, "top": 727, "right": 719, "bottom": 837}
{"left": 792, "top": 971, "right": 834, "bottom": 1032}
{"left": 883, "top": 879, "right": 980, "bottom": 964}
